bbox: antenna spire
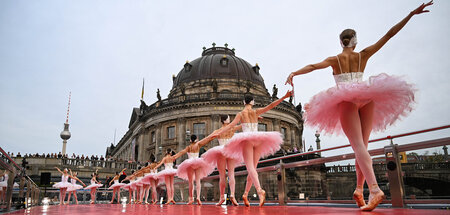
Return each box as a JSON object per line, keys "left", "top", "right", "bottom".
{"left": 66, "top": 92, "right": 71, "bottom": 124}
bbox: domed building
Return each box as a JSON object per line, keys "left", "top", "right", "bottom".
{"left": 107, "top": 45, "right": 304, "bottom": 163}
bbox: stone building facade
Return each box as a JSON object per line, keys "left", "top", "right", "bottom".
{"left": 107, "top": 45, "right": 304, "bottom": 163}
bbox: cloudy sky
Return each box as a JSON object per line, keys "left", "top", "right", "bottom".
{"left": 1, "top": 0, "right": 449, "bottom": 162}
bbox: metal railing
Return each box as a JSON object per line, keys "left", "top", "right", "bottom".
{"left": 200, "top": 124, "right": 450, "bottom": 207}
{"left": 0, "top": 147, "right": 41, "bottom": 212}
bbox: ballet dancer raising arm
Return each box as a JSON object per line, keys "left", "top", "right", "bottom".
{"left": 284, "top": 1, "right": 432, "bottom": 211}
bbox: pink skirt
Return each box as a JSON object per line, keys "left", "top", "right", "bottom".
{"left": 53, "top": 181, "right": 71, "bottom": 189}
{"left": 121, "top": 183, "right": 134, "bottom": 190}
{"left": 109, "top": 183, "right": 126, "bottom": 189}
{"left": 157, "top": 168, "right": 178, "bottom": 182}
{"left": 85, "top": 183, "right": 103, "bottom": 190}
{"left": 201, "top": 145, "right": 243, "bottom": 167}
{"left": 305, "top": 73, "right": 415, "bottom": 135}
{"left": 176, "top": 158, "right": 215, "bottom": 180}
{"left": 223, "top": 132, "right": 283, "bottom": 160}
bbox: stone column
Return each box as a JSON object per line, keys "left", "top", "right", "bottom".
{"left": 155, "top": 123, "right": 162, "bottom": 160}
{"left": 291, "top": 125, "right": 296, "bottom": 150}
{"left": 273, "top": 119, "right": 281, "bottom": 132}
{"left": 176, "top": 118, "right": 186, "bottom": 164}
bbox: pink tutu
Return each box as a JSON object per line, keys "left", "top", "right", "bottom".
{"left": 121, "top": 183, "right": 134, "bottom": 190}
{"left": 109, "top": 183, "right": 125, "bottom": 189}
{"left": 201, "top": 145, "right": 243, "bottom": 167}
{"left": 176, "top": 158, "right": 215, "bottom": 180}
{"left": 53, "top": 181, "right": 71, "bottom": 189}
{"left": 157, "top": 169, "right": 178, "bottom": 182}
{"left": 305, "top": 73, "right": 415, "bottom": 135}
{"left": 67, "top": 184, "right": 83, "bottom": 192}
{"left": 223, "top": 132, "right": 283, "bottom": 160}
{"left": 85, "top": 183, "right": 103, "bottom": 190}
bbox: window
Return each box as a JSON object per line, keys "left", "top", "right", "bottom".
{"left": 281, "top": 127, "right": 287, "bottom": 140}
{"left": 258, "top": 123, "right": 267, "bottom": 132}
{"left": 167, "top": 126, "right": 175, "bottom": 139}
{"left": 151, "top": 131, "right": 156, "bottom": 143}
{"left": 193, "top": 123, "right": 206, "bottom": 140}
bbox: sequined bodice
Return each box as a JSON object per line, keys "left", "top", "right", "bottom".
{"left": 242, "top": 123, "right": 258, "bottom": 132}
{"left": 164, "top": 163, "right": 174, "bottom": 169}
{"left": 334, "top": 72, "right": 364, "bottom": 84}
{"left": 218, "top": 138, "right": 230, "bottom": 146}
{"left": 188, "top": 152, "right": 199, "bottom": 159}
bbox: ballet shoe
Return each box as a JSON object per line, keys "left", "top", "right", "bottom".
{"left": 196, "top": 198, "right": 202, "bottom": 205}
{"left": 353, "top": 189, "right": 366, "bottom": 207}
{"left": 257, "top": 189, "right": 266, "bottom": 207}
{"left": 165, "top": 200, "right": 171, "bottom": 205}
{"left": 242, "top": 195, "right": 250, "bottom": 207}
{"left": 187, "top": 198, "right": 194, "bottom": 205}
{"left": 170, "top": 199, "right": 176, "bottom": 204}
{"left": 215, "top": 198, "right": 225, "bottom": 206}
{"left": 360, "top": 190, "right": 385, "bottom": 211}
{"left": 230, "top": 196, "right": 239, "bottom": 206}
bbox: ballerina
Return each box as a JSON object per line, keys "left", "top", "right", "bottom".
{"left": 201, "top": 115, "right": 242, "bottom": 206}
{"left": 154, "top": 148, "right": 180, "bottom": 205}
{"left": 85, "top": 171, "right": 103, "bottom": 204}
{"left": 217, "top": 91, "right": 292, "bottom": 206}
{"left": 141, "top": 158, "right": 161, "bottom": 204}
{"left": 53, "top": 167, "right": 72, "bottom": 205}
{"left": 0, "top": 170, "right": 8, "bottom": 204}
{"left": 108, "top": 168, "right": 127, "bottom": 204}
{"left": 121, "top": 170, "right": 137, "bottom": 204}
{"left": 66, "top": 169, "right": 86, "bottom": 204}
{"left": 285, "top": 2, "right": 432, "bottom": 211}
{"left": 176, "top": 134, "right": 217, "bottom": 205}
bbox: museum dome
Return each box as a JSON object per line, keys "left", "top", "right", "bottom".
{"left": 172, "top": 44, "right": 266, "bottom": 89}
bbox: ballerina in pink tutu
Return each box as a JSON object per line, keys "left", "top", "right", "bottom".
{"left": 108, "top": 168, "right": 127, "bottom": 204}
{"left": 85, "top": 170, "right": 103, "bottom": 204}
{"left": 154, "top": 149, "right": 181, "bottom": 205}
{"left": 285, "top": 2, "right": 432, "bottom": 211}
{"left": 201, "top": 115, "right": 242, "bottom": 206}
{"left": 140, "top": 157, "right": 161, "bottom": 204}
{"left": 53, "top": 167, "right": 72, "bottom": 205}
{"left": 121, "top": 170, "right": 138, "bottom": 204}
{"left": 217, "top": 91, "right": 292, "bottom": 206}
{"left": 66, "top": 169, "right": 86, "bottom": 204}
{"left": 176, "top": 134, "right": 218, "bottom": 205}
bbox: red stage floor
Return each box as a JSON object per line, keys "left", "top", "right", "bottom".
{"left": 4, "top": 204, "right": 449, "bottom": 215}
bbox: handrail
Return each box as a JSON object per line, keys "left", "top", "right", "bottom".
{"left": 0, "top": 146, "right": 22, "bottom": 171}
{"left": 258, "top": 124, "right": 450, "bottom": 165}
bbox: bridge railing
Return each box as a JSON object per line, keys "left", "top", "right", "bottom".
{"left": 198, "top": 124, "right": 450, "bottom": 207}
{"left": 0, "top": 146, "right": 41, "bottom": 212}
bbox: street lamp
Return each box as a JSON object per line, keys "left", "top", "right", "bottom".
{"left": 315, "top": 130, "right": 321, "bottom": 156}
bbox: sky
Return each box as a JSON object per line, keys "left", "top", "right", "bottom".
{"left": 1, "top": 0, "right": 449, "bottom": 163}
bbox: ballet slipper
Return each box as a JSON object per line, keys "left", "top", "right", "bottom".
{"left": 165, "top": 200, "right": 171, "bottom": 205}
{"left": 215, "top": 198, "right": 225, "bottom": 206}
{"left": 257, "top": 189, "right": 266, "bottom": 207}
{"left": 353, "top": 187, "right": 366, "bottom": 207}
{"left": 230, "top": 196, "right": 239, "bottom": 206}
{"left": 170, "top": 199, "right": 176, "bottom": 204}
{"left": 360, "top": 185, "right": 385, "bottom": 211}
{"left": 187, "top": 198, "right": 194, "bottom": 205}
{"left": 196, "top": 198, "right": 202, "bottom": 205}
{"left": 242, "top": 195, "right": 250, "bottom": 207}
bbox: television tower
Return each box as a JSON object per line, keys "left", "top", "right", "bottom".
{"left": 60, "top": 92, "right": 72, "bottom": 155}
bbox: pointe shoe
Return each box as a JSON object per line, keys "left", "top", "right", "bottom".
{"left": 242, "top": 195, "right": 250, "bottom": 207}
{"left": 196, "top": 199, "right": 202, "bottom": 205}
{"left": 230, "top": 196, "right": 239, "bottom": 206}
{"left": 257, "top": 189, "right": 266, "bottom": 207}
{"left": 170, "top": 199, "right": 176, "bottom": 204}
{"left": 187, "top": 198, "right": 194, "bottom": 205}
{"left": 165, "top": 200, "right": 171, "bottom": 205}
{"left": 215, "top": 198, "right": 225, "bottom": 206}
{"left": 361, "top": 190, "right": 385, "bottom": 211}
{"left": 353, "top": 189, "right": 366, "bottom": 207}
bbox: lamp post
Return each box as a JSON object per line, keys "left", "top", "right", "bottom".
{"left": 315, "top": 131, "right": 321, "bottom": 156}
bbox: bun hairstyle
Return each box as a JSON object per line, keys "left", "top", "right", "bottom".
{"left": 220, "top": 115, "right": 229, "bottom": 124}
{"left": 166, "top": 148, "right": 172, "bottom": 155}
{"left": 150, "top": 154, "right": 156, "bottom": 163}
{"left": 115, "top": 171, "right": 119, "bottom": 175}
{"left": 244, "top": 94, "right": 254, "bottom": 104}
{"left": 131, "top": 170, "right": 135, "bottom": 174}
{"left": 190, "top": 135, "right": 197, "bottom": 142}
{"left": 340, "top": 29, "right": 356, "bottom": 47}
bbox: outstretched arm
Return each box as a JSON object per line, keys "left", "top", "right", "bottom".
{"left": 197, "top": 130, "right": 221, "bottom": 148}
{"left": 217, "top": 114, "right": 241, "bottom": 136}
{"left": 54, "top": 167, "right": 64, "bottom": 175}
{"left": 154, "top": 157, "right": 166, "bottom": 169}
{"left": 75, "top": 177, "right": 86, "bottom": 187}
{"left": 172, "top": 147, "right": 189, "bottom": 160}
{"left": 361, "top": 1, "right": 433, "bottom": 59}
{"left": 256, "top": 90, "right": 293, "bottom": 115}
{"left": 285, "top": 57, "right": 334, "bottom": 86}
